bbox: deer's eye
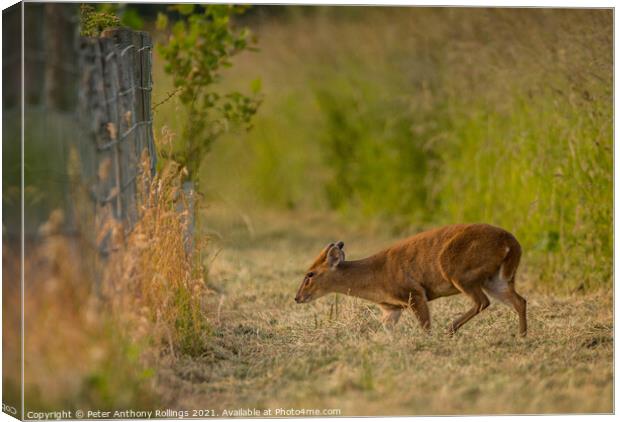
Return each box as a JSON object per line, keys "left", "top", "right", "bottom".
{"left": 306, "top": 272, "right": 315, "bottom": 278}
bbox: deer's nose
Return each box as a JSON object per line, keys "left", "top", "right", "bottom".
{"left": 294, "top": 295, "right": 301, "bottom": 303}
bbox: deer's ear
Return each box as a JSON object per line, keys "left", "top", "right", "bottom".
{"left": 336, "top": 241, "right": 344, "bottom": 249}
{"left": 327, "top": 245, "right": 344, "bottom": 269}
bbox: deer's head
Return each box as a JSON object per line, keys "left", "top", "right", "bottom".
{"left": 295, "top": 241, "right": 345, "bottom": 303}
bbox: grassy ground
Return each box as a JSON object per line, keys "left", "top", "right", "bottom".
{"left": 155, "top": 203, "right": 613, "bottom": 415}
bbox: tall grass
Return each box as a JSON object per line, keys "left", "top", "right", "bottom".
{"left": 427, "top": 9, "right": 613, "bottom": 291}
{"left": 104, "top": 147, "right": 212, "bottom": 358}
{"left": 15, "top": 131, "right": 211, "bottom": 411}
{"left": 155, "top": 8, "right": 611, "bottom": 292}
{"left": 15, "top": 215, "right": 157, "bottom": 412}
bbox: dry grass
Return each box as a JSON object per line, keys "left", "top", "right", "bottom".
{"left": 103, "top": 152, "right": 212, "bottom": 359}
{"left": 156, "top": 202, "right": 613, "bottom": 415}
{"left": 9, "top": 160, "right": 612, "bottom": 415}
{"left": 15, "top": 146, "right": 210, "bottom": 411}
{"left": 14, "top": 217, "right": 157, "bottom": 411}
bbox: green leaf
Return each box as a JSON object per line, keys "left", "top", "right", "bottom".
{"left": 156, "top": 4, "right": 261, "bottom": 181}
{"left": 172, "top": 20, "right": 186, "bottom": 38}
{"left": 121, "top": 8, "right": 143, "bottom": 30}
{"left": 176, "top": 4, "right": 195, "bottom": 15}
{"left": 250, "top": 78, "right": 263, "bottom": 94}
{"left": 156, "top": 12, "right": 168, "bottom": 31}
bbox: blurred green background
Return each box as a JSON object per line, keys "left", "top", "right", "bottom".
{"left": 151, "top": 7, "right": 612, "bottom": 293}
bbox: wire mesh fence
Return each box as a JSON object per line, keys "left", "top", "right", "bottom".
{"left": 4, "top": 3, "right": 158, "bottom": 258}
{"left": 79, "top": 26, "right": 158, "bottom": 254}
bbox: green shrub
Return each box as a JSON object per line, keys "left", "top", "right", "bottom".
{"left": 80, "top": 4, "right": 120, "bottom": 37}
{"left": 156, "top": 5, "right": 262, "bottom": 182}
{"left": 315, "top": 85, "right": 445, "bottom": 223}
{"left": 438, "top": 92, "right": 612, "bottom": 291}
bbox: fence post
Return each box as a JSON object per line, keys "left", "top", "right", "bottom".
{"left": 78, "top": 27, "right": 157, "bottom": 260}
{"left": 44, "top": 4, "right": 78, "bottom": 111}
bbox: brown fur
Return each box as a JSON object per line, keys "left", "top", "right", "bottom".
{"left": 295, "top": 224, "right": 527, "bottom": 336}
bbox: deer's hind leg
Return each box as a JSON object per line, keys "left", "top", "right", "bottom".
{"left": 483, "top": 275, "right": 527, "bottom": 337}
{"left": 448, "top": 282, "right": 490, "bottom": 335}
{"left": 439, "top": 234, "right": 499, "bottom": 335}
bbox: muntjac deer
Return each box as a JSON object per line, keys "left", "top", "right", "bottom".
{"left": 295, "top": 224, "right": 527, "bottom": 336}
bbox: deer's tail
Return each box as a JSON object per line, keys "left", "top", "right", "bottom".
{"left": 500, "top": 235, "right": 522, "bottom": 284}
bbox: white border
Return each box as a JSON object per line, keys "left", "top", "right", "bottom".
{"left": 0, "top": 1, "right": 616, "bottom": 422}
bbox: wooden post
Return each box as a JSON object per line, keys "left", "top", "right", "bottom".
{"left": 44, "top": 3, "right": 78, "bottom": 110}
{"left": 78, "top": 27, "right": 157, "bottom": 258}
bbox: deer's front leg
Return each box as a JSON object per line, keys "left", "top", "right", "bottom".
{"left": 379, "top": 304, "right": 403, "bottom": 328}
{"left": 408, "top": 290, "right": 431, "bottom": 333}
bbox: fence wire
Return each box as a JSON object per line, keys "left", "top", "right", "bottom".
{"left": 79, "top": 27, "right": 158, "bottom": 254}
{"left": 5, "top": 4, "right": 158, "bottom": 258}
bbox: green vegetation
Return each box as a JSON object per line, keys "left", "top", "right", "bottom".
{"left": 80, "top": 4, "right": 144, "bottom": 36}
{"left": 79, "top": 4, "right": 120, "bottom": 37}
{"left": 79, "top": 3, "right": 262, "bottom": 185}
{"left": 156, "top": 4, "right": 262, "bottom": 182}
{"left": 154, "top": 8, "right": 611, "bottom": 292}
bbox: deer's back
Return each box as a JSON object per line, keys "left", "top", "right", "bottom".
{"left": 383, "top": 224, "right": 519, "bottom": 300}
